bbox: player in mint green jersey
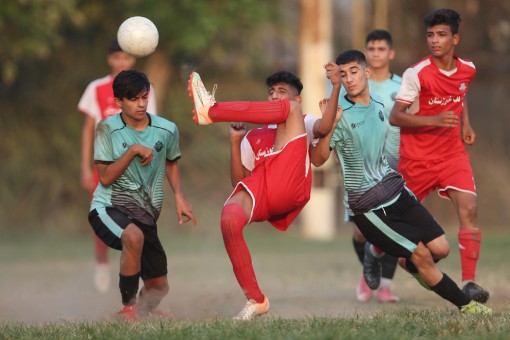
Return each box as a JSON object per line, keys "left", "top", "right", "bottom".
{"left": 88, "top": 70, "right": 196, "bottom": 321}
{"left": 339, "top": 30, "right": 402, "bottom": 303}
{"left": 311, "top": 50, "right": 492, "bottom": 316}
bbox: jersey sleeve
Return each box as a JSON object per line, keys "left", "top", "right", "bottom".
{"left": 240, "top": 134, "right": 255, "bottom": 171}
{"left": 78, "top": 81, "right": 101, "bottom": 122}
{"left": 304, "top": 114, "right": 319, "bottom": 147}
{"left": 395, "top": 67, "right": 420, "bottom": 105}
{"left": 93, "top": 121, "right": 114, "bottom": 162}
{"left": 166, "top": 124, "right": 181, "bottom": 162}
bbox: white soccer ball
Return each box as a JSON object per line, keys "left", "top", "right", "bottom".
{"left": 117, "top": 16, "right": 159, "bottom": 58}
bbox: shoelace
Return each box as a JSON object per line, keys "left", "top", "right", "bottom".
{"left": 197, "top": 80, "right": 217, "bottom": 104}
{"left": 236, "top": 300, "right": 257, "bottom": 319}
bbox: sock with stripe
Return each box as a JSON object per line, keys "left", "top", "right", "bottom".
{"left": 209, "top": 99, "right": 290, "bottom": 124}
{"left": 221, "top": 203, "right": 265, "bottom": 303}
{"left": 458, "top": 228, "right": 481, "bottom": 282}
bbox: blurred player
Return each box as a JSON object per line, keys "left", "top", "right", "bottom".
{"left": 78, "top": 38, "right": 157, "bottom": 293}
{"left": 342, "top": 29, "right": 402, "bottom": 303}
{"left": 88, "top": 70, "right": 195, "bottom": 321}
{"left": 389, "top": 8, "right": 489, "bottom": 303}
{"left": 188, "top": 70, "right": 337, "bottom": 320}
{"left": 312, "top": 49, "right": 492, "bottom": 316}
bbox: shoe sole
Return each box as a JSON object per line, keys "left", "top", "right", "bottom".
{"left": 187, "top": 72, "right": 212, "bottom": 125}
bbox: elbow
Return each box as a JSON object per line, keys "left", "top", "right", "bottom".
{"left": 389, "top": 114, "right": 398, "bottom": 126}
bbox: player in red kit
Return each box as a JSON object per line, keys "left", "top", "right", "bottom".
{"left": 389, "top": 8, "right": 489, "bottom": 303}
{"left": 188, "top": 70, "right": 337, "bottom": 320}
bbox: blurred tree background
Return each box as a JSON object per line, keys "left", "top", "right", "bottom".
{"left": 1, "top": 0, "right": 509, "bottom": 234}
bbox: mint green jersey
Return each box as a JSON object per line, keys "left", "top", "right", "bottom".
{"left": 330, "top": 94, "right": 404, "bottom": 216}
{"left": 91, "top": 113, "right": 181, "bottom": 225}
{"left": 340, "top": 74, "right": 401, "bottom": 170}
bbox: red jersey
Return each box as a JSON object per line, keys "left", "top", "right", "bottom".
{"left": 78, "top": 75, "right": 157, "bottom": 124}
{"left": 395, "top": 55, "right": 475, "bottom": 160}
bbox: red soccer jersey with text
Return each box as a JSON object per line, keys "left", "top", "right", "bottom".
{"left": 395, "top": 55, "right": 476, "bottom": 160}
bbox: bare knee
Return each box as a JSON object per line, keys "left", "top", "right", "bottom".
{"left": 145, "top": 276, "right": 169, "bottom": 295}
{"left": 427, "top": 236, "right": 450, "bottom": 260}
{"left": 121, "top": 224, "right": 144, "bottom": 251}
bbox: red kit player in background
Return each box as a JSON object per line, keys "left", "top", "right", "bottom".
{"left": 78, "top": 39, "right": 157, "bottom": 293}
{"left": 389, "top": 8, "right": 489, "bottom": 303}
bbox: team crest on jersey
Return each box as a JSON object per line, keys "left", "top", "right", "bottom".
{"left": 459, "top": 82, "right": 466, "bottom": 92}
{"left": 154, "top": 141, "right": 163, "bottom": 152}
{"left": 122, "top": 142, "right": 129, "bottom": 149}
{"left": 379, "top": 110, "right": 384, "bottom": 121}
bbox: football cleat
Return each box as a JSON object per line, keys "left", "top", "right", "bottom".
{"left": 462, "top": 281, "right": 490, "bottom": 303}
{"left": 363, "top": 243, "right": 382, "bottom": 290}
{"left": 114, "top": 305, "right": 140, "bottom": 322}
{"left": 377, "top": 287, "right": 400, "bottom": 303}
{"left": 233, "top": 296, "right": 270, "bottom": 320}
{"left": 460, "top": 301, "right": 493, "bottom": 316}
{"left": 356, "top": 276, "right": 373, "bottom": 302}
{"left": 187, "top": 72, "right": 217, "bottom": 125}
{"left": 94, "top": 263, "right": 110, "bottom": 293}
{"left": 398, "top": 258, "right": 431, "bottom": 290}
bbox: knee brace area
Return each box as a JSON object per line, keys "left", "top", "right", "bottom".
{"left": 220, "top": 204, "right": 248, "bottom": 236}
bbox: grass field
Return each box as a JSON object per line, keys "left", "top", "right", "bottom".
{"left": 1, "top": 225, "right": 509, "bottom": 339}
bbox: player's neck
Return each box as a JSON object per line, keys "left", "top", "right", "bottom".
{"left": 369, "top": 67, "right": 391, "bottom": 82}
{"left": 431, "top": 53, "right": 457, "bottom": 71}
{"left": 347, "top": 91, "right": 371, "bottom": 106}
{"left": 122, "top": 112, "right": 150, "bottom": 131}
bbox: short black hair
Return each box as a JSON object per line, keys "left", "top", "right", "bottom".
{"left": 424, "top": 8, "right": 461, "bottom": 35}
{"left": 113, "top": 70, "right": 150, "bottom": 99}
{"left": 365, "top": 29, "right": 393, "bottom": 48}
{"left": 108, "top": 38, "right": 123, "bottom": 54}
{"left": 266, "top": 71, "right": 303, "bottom": 95}
{"left": 335, "top": 49, "right": 367, "bottom": 67}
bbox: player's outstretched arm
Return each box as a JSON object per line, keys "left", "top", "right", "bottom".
{"left": 229, "top": 122, "right": 250, "bottom": 187}
{"left": 165, "top": 160, "right": 196, "bottom": 225}
{"left": 96, "top": 144, "right": 153, "bottom": 187}
{"left": 313, "top": 62, "right": 342, "bottom": 138}
{"left": 80, "top": 115, "right": 96, "bottom": 192}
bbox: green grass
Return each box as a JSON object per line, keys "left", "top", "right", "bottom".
{"left": 1, "top": 228, "right": 510, "bottom": 339}
{"left": 1, "top": 311, "right": 509, "bottom": 340}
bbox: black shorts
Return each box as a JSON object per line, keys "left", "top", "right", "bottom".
{"left": 88, "top": 207, "right": 167, "bottom": 280}
{"left": 352, "top": 189, "right": 444, "bottom": 258}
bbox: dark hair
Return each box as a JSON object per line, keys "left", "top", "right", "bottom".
{"left": 365, "top": 29, "right": 393, "bottom": 48}
{"left": 108, "top": 38, "right": 123, "bottom": 54}
{"left": 423, "top": 8, "right": 461, "bottom": 34}
{"left": 266, "top": 71, "right": 303, "bottom": 95}
{"left": 335, "top": 50, "right": 367, "bottom": 67}
{"left": 113, "top": 70, "right": 150, "bottom": 99}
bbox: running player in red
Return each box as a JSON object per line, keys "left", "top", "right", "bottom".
{"left": 188, "top": 70, "right": 337, "bottom": 320}
{"left": 389, "top": 8, "right": 489, "bottom": 303}
{"left": 78, "top": 38, "right": 157, "bottom": 293}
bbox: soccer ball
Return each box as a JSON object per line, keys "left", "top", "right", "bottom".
{"left": 117, "top": 16, "right": 159, "bottom": 58}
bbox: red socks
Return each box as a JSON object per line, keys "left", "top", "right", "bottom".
{"left": 209, "top": 99, "right": 290, "bottom": 124}
{"left": 458, "top": 228, "right": 481, "bottom": 282}
{"left": 95, "top": 235, "right": 109, "bottom": 263}
{"left": 221, "top": 203, "right": 265, "bottom": 303}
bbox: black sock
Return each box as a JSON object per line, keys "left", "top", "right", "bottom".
{"left": 430, "top": 273, "right": 471, "bottom": 308}
{"left": 381, "top": 254, "right": 398, "bottom": 279}
{"left": 119, "top": 272, "right": 141, "bottom": 306}
{"left": 352, "top": 238, "right": 365, "bottom": 264}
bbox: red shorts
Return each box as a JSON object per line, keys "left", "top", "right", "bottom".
{"left": 227, "top": 134, "right": 311, "bottom": 231}
{"left": 398, "top": 152, "right": 476, "bottom": 202}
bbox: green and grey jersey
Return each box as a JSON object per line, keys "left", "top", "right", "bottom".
{"left": 340, "top": 74, "right": 402, "bottom": 170}
{"left": 330, "top": 94, "right": 405, "bottom": 216}
{"left": 91, "top": 113, "right": 181, "bottom": 225}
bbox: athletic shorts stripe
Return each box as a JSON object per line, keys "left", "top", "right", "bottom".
{"left": 97, "top": 207, "right": 124, "bottom": 238}
{"left": 364, "top": 211, "right": 417, "bottom": 253}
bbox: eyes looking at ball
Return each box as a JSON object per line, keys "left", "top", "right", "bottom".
{"left": 108, "top": 51, "right": 136, "bottom": 75}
